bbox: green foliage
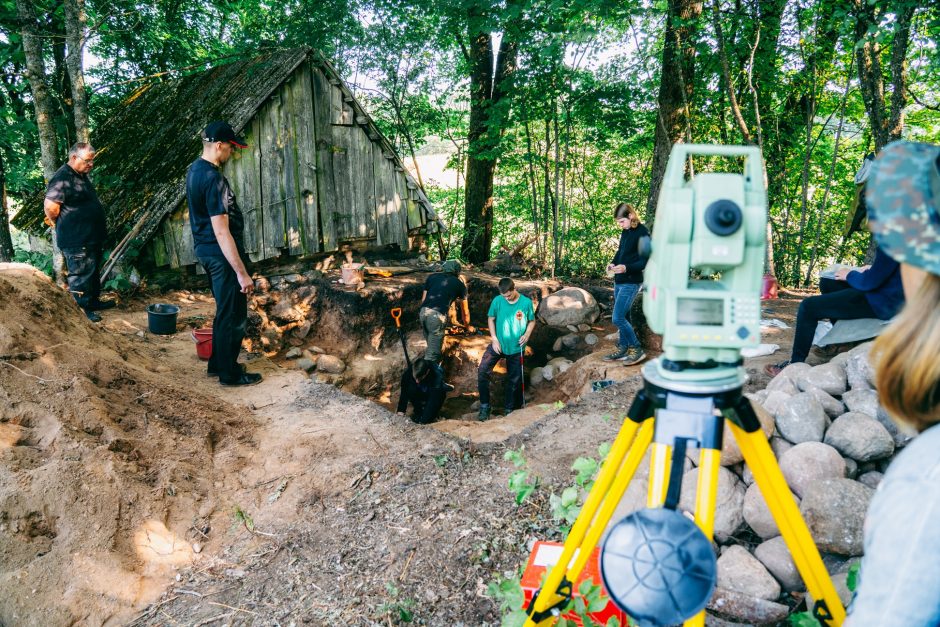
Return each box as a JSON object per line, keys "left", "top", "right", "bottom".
{"left": 13, "top": 247, "right": 53, "bottom": 277}
{"left": 378, "top": 581, "right": 416, "bottom": 624}
{"left": 504, "top": 447, "right": 539, "bottom": 505}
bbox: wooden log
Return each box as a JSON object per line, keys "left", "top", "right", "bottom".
{"left": 292, "top": 61, "right": 321, "bottom": 255}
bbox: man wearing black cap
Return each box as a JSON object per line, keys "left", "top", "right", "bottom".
{"left": 43, "top": 142, "right": 115, "bottom": 322}
{"left": 187, "top": 121, "right": 262, "bottom": 386}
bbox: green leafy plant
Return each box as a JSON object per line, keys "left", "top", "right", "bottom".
{"left": 505, "top": 447, "right": 539, "bottom": 505}
{"left": 13, "top": 248, "right": 53, "bottom": 277}
{"left": 378, "top": 582, "right": 416, "bottom": 623}
{"left": 487, "top": 576, "right": 528, "bottom": 627}
{"left": 232, "top": 505, "right": 254, "bottom": 531}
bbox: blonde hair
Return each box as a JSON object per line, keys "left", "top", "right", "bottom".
{"left": 614, "top": 202, "right": 641, "bottom": 228}
{"left": 874, "top": 273, "right": 940, "bottom": 431}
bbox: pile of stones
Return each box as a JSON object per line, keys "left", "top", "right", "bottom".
{"left": 632, "top": 341, "right": 908, "bottom": 623}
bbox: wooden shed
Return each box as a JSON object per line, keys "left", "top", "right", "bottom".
{"left": 14, "top": 47, "right": 443, "bottom": 274}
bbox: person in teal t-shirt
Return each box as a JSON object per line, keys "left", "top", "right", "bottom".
{"left": 477, "top": 278, "right": 536, "bottom": 421}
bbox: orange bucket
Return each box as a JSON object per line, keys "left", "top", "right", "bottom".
{"left": 192, "top": 328, "right": 213, "bottom": 360}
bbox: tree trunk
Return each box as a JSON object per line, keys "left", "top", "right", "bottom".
{"left": 0, "top": 149, "right": 14, "bottom": 262}
{"left": 460, "top": 21, "right": 517, "bottom": 264}
{"left": 712, "top": 0, "right": 751, "bottom": 142}
{"left": 854, "top": 1, "right": 915, "bottom": 151}
{"left": 16, "top": 0, "right": 60, "bottom": 181}
{"left": 64, "top": 0, "right": 90, "bottom": 144}
{"left": 646, "top": 0, "right": 703, "bottom": 221}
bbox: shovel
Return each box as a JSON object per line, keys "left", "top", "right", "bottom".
{"left": 390, "top": 308, "right": 412, "bottom": 371}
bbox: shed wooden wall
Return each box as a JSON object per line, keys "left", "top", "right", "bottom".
{"left": 150, "top": 59, "right": 430, "bottom": 270}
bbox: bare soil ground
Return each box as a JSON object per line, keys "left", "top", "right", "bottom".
{"left": 0, "top": 263, "right": 806, "bottom": 626}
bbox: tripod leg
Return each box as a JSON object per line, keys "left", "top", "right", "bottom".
{"left": 525, "top": 396, "right": 653, "bottom": 626}
{"left": 569, "top": 420, "right": 655, "bottom": 578}
{"left": 648, "top": 442, "right": 673, "bottom": 507}
{"left": 730, "top": 421, "right": 846, "bottom": 626}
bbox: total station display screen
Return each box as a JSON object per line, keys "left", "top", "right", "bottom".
{"left": 677, "top": 298, "right": 724, "bottom": 326}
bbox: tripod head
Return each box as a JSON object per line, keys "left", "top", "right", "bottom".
{"left": 642, "top": 144, "right": 766, "bottom": 381}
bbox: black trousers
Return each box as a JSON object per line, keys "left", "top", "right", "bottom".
{"left": 792, "top": 288, "right": 876, "bottom": 363}
{"left": 478, "top": 345, "right": 524, "bottom": 412}
{"left": 199, "top": 255, "right": 248, "bottom": 379}
{"left": 62, "top": 245, "right": 102, "bottom": 312}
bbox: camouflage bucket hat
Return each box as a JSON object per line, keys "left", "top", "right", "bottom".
{"left": 866, "top": 141, "right": 940, "bottom": 276}
{"left": 441, "top": 259, "right": 461, "bottom": 275}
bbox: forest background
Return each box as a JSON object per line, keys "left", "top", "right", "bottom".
{"left": 0, "top": 0, "right": 938, "bottom": 286}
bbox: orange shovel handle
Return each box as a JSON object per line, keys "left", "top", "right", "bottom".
{"left": 390, "top": 307, "right": 403, "bottom": 328}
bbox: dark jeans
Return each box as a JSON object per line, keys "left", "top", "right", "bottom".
{"left": 62, "top": 245, "right": 102, "bottom": 312}
{"left": 791, "top": 288, "right": 876, "bottom": 363}
{"left": 199, "top": 255, "right": 248, "bottom": 379}
{"left": 478, "top": 345, "right": 524, "bottom": 412}
{"left": 819, "top": 277, "right": 852, "bottom": 295}
{"left": 612, "top": 282, "right": 642, "bottom": 349}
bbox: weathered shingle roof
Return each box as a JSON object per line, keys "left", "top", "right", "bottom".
{"left": 15, "top": 47, "right": 309, "bottom": 237}
{"left": 14, "top": 47, "right": 442, "bottom": 262}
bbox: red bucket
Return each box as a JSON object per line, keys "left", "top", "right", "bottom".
{"left": 192, "top": 328, "right": 213, "bottom": 360}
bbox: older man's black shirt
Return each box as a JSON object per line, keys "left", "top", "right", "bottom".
{"left": 45, "top": 164, "right": 107, "bottom": 249}
{"left": 186, "top": 158, "right": 245, "bottom": 257}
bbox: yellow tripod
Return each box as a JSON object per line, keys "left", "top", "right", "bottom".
{"left": 524, "top": 363, "right": 846, "bottom": 626}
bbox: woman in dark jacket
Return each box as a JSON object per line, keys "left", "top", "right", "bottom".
{"left": 604, "top": 203, "right": 650, "bottom": 366}
{"left": 765, "top": 245, "right": 904, "bottom": 376}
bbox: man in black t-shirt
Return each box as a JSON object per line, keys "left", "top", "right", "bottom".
{"left": 186, "top": 121, "right": 261, "bottom": 387}
{"left": 44, "top": 142, "right": 113, "bottom": 322}
{"left": 419, "top": 259, "right": 470, "bottom": 382}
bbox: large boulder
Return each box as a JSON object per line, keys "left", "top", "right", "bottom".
{"left": 716, "top": 545, "right": 781, "bottom": 601}
{"left": 800, "top": 479, "right": 873, "bottom": 556}
{"left": 743, "top": 482, "right": 800, "bottom": 540}
{"left": 766, "top": 362, "right": 810, "bottom": 396}
{"left": 797, "top": 362, "right": 847, "bottom": 397}
{"left": 720, "top": 402, "right": 776, "bottom": 466}
{"left": 679, "top": 466, "right": 745, "bottom": 542}
{"left": 875, "top": 406, "right": 915, "bottom": 448}
{"left": 846, "top": 342, "right": 876, "bottom": 389}
{"left": 761, "top": 390, "right": 792, "bottom": 419}
{"left": 779, "top": 442, "right": 845, "bottom": 498}
{"left": 805, "top": 386, "right": 845, "bottom": 419}
{"left": 776, "top": 393, "right": 828, "bottom": 444}
{"left": 536, "top": 287, "right": 600, "bottom": 328}
{"left": 824, "top": 412, "right": 895, "bottom": 462}
{"left": 842, "top": 389, "right": 879, "bottom": 418}
{"left": 707, "top": 587, "right": 790, "bottom": 624}
{"left": 754, "top": 536, "right": 805, "bottom": 592}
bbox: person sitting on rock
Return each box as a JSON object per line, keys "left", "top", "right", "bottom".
{"left": 419, "top": 259, "right": 470, "bottom": 386}
{"left": 845, "top": 141, "right": 940, "bottom": 625}
{"left": 764, "top": 244, "right": 904, "bottom": 377}
{"left": 395, "top": 358, "right": 445, "bottom": 424}
{"left": 478, "top": 278, "right": 535, "bottom": 421}
{"left": 603, "top": 202, "right": 649, "bottom": 366}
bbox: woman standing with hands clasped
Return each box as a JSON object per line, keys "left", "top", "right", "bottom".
{"left": 603, "top": 203, "right": 650, "bottom": 366}
{"left": 845, "top": 141, "right": 940, "bottom": 625}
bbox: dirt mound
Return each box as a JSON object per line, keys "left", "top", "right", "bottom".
{"left": 0, "top": 264, "right": 253, "bottom": 626}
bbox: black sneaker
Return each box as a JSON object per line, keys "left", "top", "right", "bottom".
{"left": 85, "top": 310, "right": 102, "bottom": 323}
{"left": 603, "top": 347, "right": 629, "bottom": 361}
{"left": 478, "top": 404, "right": 491, "bottom": 421}
{"left": 442, "top": 382, "right": 455, "bottom": 392}
{"left": 622, "top": 347, "right": 647, "bottom": 366}
{"left": 220, "top": 372, "right": 263, "bottom": 387}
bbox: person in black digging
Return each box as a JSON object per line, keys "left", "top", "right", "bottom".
{"left": 44, "top": 142, "right": 114, "bottom": 322}
{"left": 187, "top": 121, "right": 262, "bottom": 387}
{"left": 419, "top": 259, "right": 470, "bottom": 387}
{"left": 396, "top": 358, "right": 445, "bottom": 424}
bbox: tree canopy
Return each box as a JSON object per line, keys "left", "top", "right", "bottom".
{"left": 1, "top": 0, "right": 938, "bottom": 282}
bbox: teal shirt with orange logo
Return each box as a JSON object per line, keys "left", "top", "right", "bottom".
{"left": 487, "top": 294, "right": 535, "bottom": 356}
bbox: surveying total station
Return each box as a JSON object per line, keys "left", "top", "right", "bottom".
{"left": 522, "top": 145, "right": 846, "bottom": 627}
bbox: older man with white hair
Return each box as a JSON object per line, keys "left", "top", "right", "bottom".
{"left": 44, "top": 142, "right": 112, "bottom": 322}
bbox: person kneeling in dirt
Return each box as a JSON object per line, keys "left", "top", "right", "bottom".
{"left": 396, "top": 358, "right": 445, "bottom": 424}
{"left": 477, "top": 278, "right": 536, "bottom": 421}
{"left": 186, "top": 121, "right": 262, "bottom": 387}
{"left": 419, "top": 259, "right": 470, "bottom": 386}
{"left": 43, "top": 142, "right": 114, "bottom": 322}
